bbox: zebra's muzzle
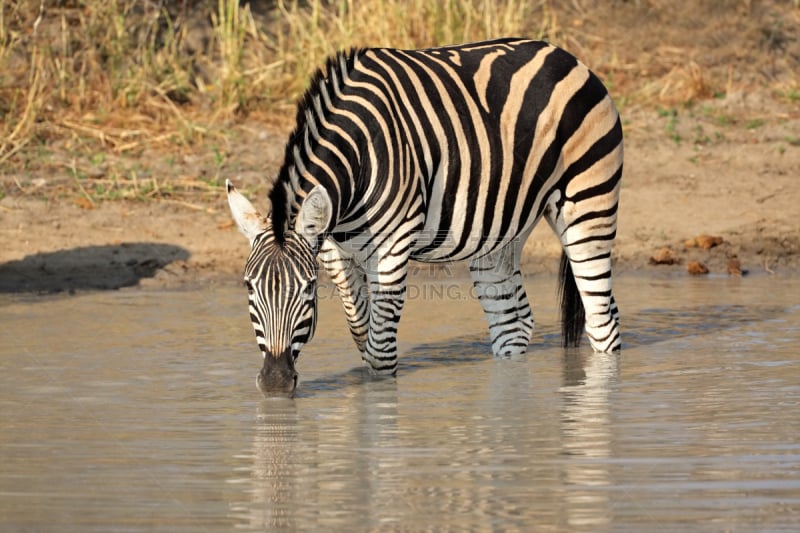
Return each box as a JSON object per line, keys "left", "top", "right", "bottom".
{"left": 256, "top": 348, "right": 298, "bottom": 396}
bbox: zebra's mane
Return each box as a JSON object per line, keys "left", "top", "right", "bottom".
{"left": 268, "top": 47, "right": 364, "bottom": 245}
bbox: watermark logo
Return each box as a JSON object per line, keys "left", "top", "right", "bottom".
{"left": 315, "top": 280, "right": 504, "bottom": 302}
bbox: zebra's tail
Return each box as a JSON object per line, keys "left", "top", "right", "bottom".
{"left": 558, "top": 252, "right": 584, "bottom": 348}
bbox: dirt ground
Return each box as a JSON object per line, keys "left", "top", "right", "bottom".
{"left": 2, "top": 92, "right": 798, "bottom": 294}
{"left": 1, "top": 2, "right": 799, "bottom": 293}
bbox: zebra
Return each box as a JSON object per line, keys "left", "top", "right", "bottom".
{"left": 226, "top": 38, "right": 622, "bottom": 395}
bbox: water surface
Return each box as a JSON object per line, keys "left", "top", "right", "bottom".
{"left": 1, "top": 275, "right": 799, "bottom": 531}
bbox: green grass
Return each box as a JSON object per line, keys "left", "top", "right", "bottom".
{"left": 658, "top": 107, "right": 682, "bottom": 145}
{"left": 716, "top": 114, "right": 736, "bottom": 127}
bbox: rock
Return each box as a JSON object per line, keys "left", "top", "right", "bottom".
{"left": 685, "top": 234, "right": 724, "bottom": 249}
{"left": 687, "top": 261, "right": 709, "bottom": 275}
{"left": 649, "top": 247, "right": 679, "bottom": 265}
{"left": 74, "top": 197, "right": 94, "bottom": 210}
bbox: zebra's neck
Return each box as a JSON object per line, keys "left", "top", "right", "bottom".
{"left": 268, "top": 49, "right": 368, "bottom": 243}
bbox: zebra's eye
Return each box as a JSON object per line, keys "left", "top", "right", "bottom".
{"left": 303, "top": 280, "right": 316, "bottom": 299}
{"left": 244, "top": 280, "right": 254, "bottom": 295}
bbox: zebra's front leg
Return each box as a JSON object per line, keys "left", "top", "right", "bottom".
{"left": 361, "top": 255, "right": 409, "bottom": 376}
{"left": 469, "top": 243, "right": 534, "bottom": 358}
{"left": 318, "top": 239, "right": 369, "bottom": 353}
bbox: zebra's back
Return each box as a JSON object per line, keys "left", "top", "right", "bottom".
{"left": 346, "top": 39, "right": 622, "bottom": 262}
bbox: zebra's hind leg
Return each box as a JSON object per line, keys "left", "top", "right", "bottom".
{"left": 469, "top": 241, "right": 533, "bottom": 358}
{"left": 560, "top": 249, "right": 620, "bottom": 352}
{"left": 546, "top": 198, "right": 621, "bottom": 353}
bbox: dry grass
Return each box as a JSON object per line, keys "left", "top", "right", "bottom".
{"left": 1, "top": 0, "right": 798, "bottom": 204}
{"left": 1, "top": 0, "right": 542, "bottom": 160}
{"left": 266, "top": 0, "right": 550, "bottom": 100}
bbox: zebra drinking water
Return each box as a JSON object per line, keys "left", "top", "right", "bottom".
{"left": 227, "top": 38, "right": 622, "bottom": 395}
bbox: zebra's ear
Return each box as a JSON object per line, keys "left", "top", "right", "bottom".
{"left": 226, "top": 179, "right": 268, "bottom": 247}
{"left": 296, "top": 185, "right": 332, "bottom": 244}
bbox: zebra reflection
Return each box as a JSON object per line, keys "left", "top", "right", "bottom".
{"left": 560, "top": 350, "right": 620, "bottom": 529}
{"left": 230, "top": 381, "right": 399, "bottom": 529}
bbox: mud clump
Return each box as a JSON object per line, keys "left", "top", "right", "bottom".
{"left": 685, "top": 235, "right": 724, "bottom": 250}
{"left": 687, "top": 261, "right": 710, "bottom": 275}
{"left": 650, "top": 247, "right": 679, "bottom": 265}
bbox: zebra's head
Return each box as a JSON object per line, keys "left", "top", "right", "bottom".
{"left": 226, "top": 180, "right": 332, "bottom": 396}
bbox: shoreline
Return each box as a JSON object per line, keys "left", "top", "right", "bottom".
{"left": 2, "top": 99, "right": 799, "bottom": 295}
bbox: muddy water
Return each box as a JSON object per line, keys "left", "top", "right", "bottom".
{"left": 1, "top": 275, "right": 799, "bottom": 531}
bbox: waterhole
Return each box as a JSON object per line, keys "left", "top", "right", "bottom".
{"left": 1, "top": 275, "right": 798, "bottom": 531}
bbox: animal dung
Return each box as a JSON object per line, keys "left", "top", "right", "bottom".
{"left": 687, "top": 261, "right": 709, "bottom": 275}
{"left": 649, "top": 247, "right": 679, "bottom": 265}
{"left": 684, "top": 234, "right": 724, "bottom": 250}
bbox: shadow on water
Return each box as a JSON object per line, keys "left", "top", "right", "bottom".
{"left": 295, "top": 333, "right": 493, "bottom": 396}
{"left": 296, "top": 302, "right": 788, "bottom": 397}
{"left": 0, "top": 242, "right": 189, "bottom": 294}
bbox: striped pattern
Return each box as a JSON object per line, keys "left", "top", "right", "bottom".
{"left": 244, "top": 230, "right": 318, "bottom": 364}
{"left": 245, "top": 38, "right": 622, "bottom": 378}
